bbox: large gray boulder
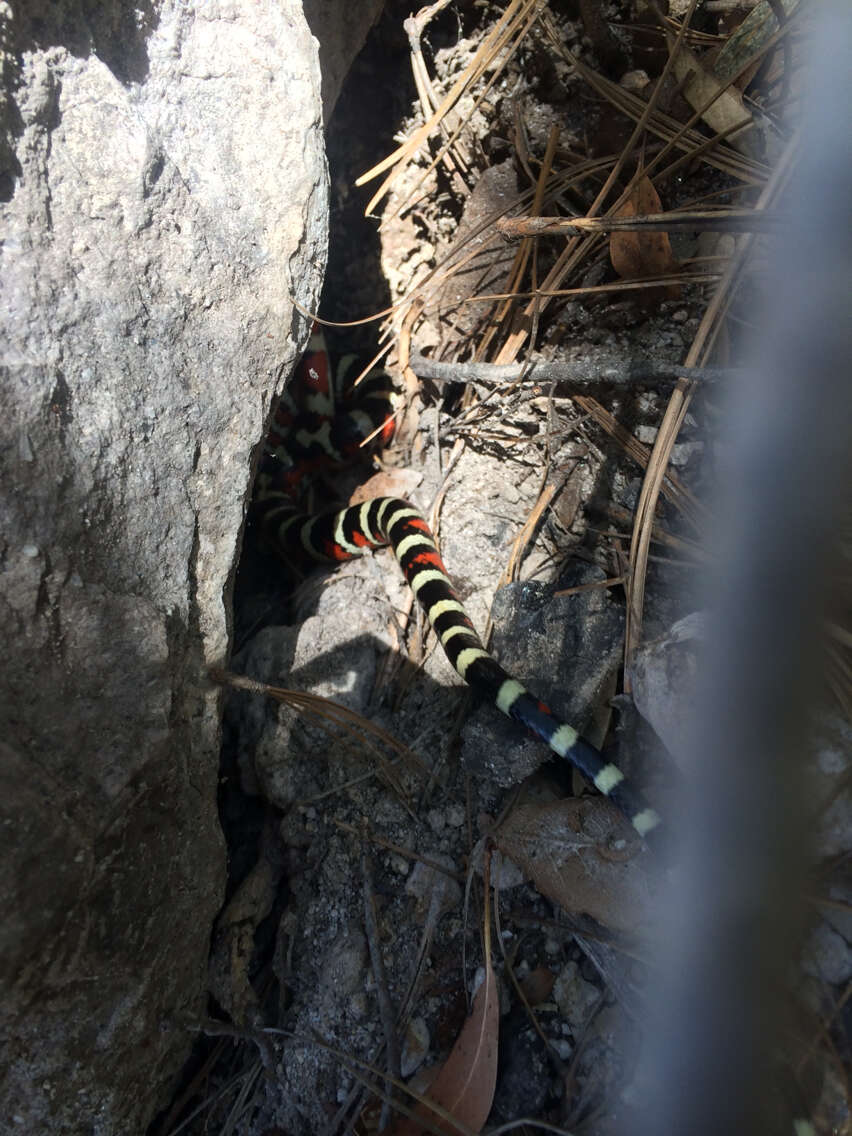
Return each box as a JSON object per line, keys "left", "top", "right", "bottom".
{"left": 0, "top": 1, "right": 338, "bottom": 1130}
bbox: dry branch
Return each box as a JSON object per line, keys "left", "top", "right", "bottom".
{"left": 410, "top": 352, "right": 734, "bottom": 388}
{"left": 496, "top": 209, "right": 787, "bottom": 237}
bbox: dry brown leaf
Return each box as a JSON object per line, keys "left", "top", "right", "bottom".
{"left": 393, "top": 855, "right": 499, "bottom": 1136}
{"left": 493, "top": 798, "right": 657, "bottom": 934}
{"left": 610, "top": 175, "right": 681, "bottom": 300}
{"left": 350, "top": 467, "right": 423, "bottom": 505}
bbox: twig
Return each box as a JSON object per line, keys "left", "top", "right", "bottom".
{"left": 410, "top": 351, "right": 735, "bottom": 388}
{"left": 594, "top": 501, "right": 707, "bottom": 559}
{"left": 498, "top": 482, "right": 557, "bottom": 589}
{"left": 332, "top": 819, "right": 466, "bottom": 883}
{"left": 573, "top": 394, "right": 704, "bottom": 524}
{"left": 496, "top": 208, "right": 786, "bottom": 237}
{"left": 198, "top": 1020, "right": 277, "bottom": 1072}
{"left": 553, "top": 575, "right": 627, "bottom": 597}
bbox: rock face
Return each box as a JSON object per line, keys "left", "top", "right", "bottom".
{"left": 304, "top": 0, "right": 385, "bottom": 118}
{"left": 0, "top": 1, "right": 329, "bottom": 1131}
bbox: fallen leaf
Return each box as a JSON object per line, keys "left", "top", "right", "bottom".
{"left": 493, "top": 797, "right": 657, "bottom": 934}
{"left": 394, "top": 852, "right": 499, "bottom": 1135}
{"left": 610, "top": 175, "right": 681, "bottom": 301}
{"left": 351, "top": 466, "right": 422, "bottom": 505}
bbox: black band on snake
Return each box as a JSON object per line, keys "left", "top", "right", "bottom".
{"left": 255, "top": 327, "right": 663, "bottom": 852}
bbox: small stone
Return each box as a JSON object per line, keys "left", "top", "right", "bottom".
{"left": 426, "top": 809, "right": 445, "bottom": 833}
{"left": 400, "top": 1017, "right": 430, "bottom": 1077}
{"left": 669, "top": 441, "right": 704, "bottom": 467}
{"left": 801, "top": 923, "right": 852, "bottom": 986}
{"left": 489, "top": 852, "right": 526, "bottom": 890}
{"left": 388, "top": 853, "right": 410, "bottom": 875}
{"left": 620, "top": 70, "right": 649, "bottom": 94}
{"left": 445, "top": 805, "right": 465, "bottom": 828}
{"left": 349, "top": 992, "right": 368, "bottom": 1018}
{"left": 405, "top": 856, "right": 461, "bottom": 918}
{"left": 635, "top": 425, "right": 658, "bottom": 445}
{"left": 553, "top": 961, "right": 600, "bottom": 1030}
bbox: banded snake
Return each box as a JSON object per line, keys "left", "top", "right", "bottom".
{"left": 255, "top": 324, "right": 663, "bottom": 853}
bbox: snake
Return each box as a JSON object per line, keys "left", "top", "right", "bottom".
{"left": 255, "top": 324, "right": 663, "bottom": 853}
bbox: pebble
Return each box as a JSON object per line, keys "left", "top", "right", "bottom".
{"left": 401, "top": 1017, "right": 430, "bottom": 1077}
{"left": 553, "top": 960, "right": 600, "bottom": 1030}
{"left": 801, "top": 922, "right": 852, "bottom": 986}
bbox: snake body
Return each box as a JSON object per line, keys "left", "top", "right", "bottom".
{"left": 256, "top": 326, "right": 662, "bottom": 850}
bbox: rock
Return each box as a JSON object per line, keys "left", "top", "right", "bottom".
{"left": 431, "top": 159, "right": 520, "bottom": 338}
{"left": 400, "top": 1016, "right": 431, "bottom": 1077}
{"left": 553, "top": 959, "right": 600, "bottom": 1031}
{"left": 629, "top": 611, "right": 706, "bottom": 763}
{"left": 230, "top": 560, "right": 394, "bottom": 808}
{"left": 304, "top": 0, "right": 385, "bottom": 120}
{"left": 0, "top": 2, "right": 328, "bottom": 1131}
{"left": 405, "top": 855, "right": 462, "bottom": 920}
{"left": 462, "top": 570, "right": 625, "bottom": 787}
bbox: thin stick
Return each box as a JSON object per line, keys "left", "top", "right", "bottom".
{"left": 496, "top": 208, "right": 787, "bottom": 237}
{"left": 409, "top": 352, "right": 735, "bottom": 388}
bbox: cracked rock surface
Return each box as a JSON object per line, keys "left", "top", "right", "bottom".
{"left": 0, "top": 1, "right": 337, "bottom": 1130}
